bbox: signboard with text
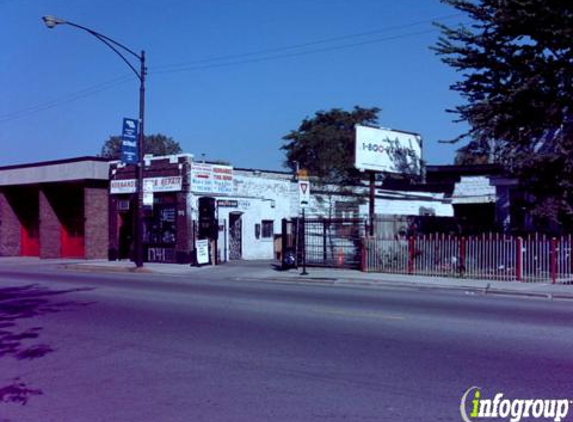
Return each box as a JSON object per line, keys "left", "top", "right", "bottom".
{"left": 217, "top": 199, "right": 239, "bottom": 208}
{"left": 110, "top": 176, "right": 182, "bottom": 194}
{"left": 121, "top": 118, "right": 139, "bottom": 164}
{"left": 143, "top": 179, "right": 154, "bottom": 206}
{"left": 354, "top": 125, "right": 422, "bottom": 175}
{"left": 191, "top": 163, "right": 233, "bottom": 194}
{"left": 196, "top": 239, "right": 209, "bottom": 265}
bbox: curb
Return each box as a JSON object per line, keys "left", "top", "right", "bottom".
{"left": 57, "top": 263, "right": 573, "bottom": 301}
{"left": 263, "top": 275, "right": 573, "bottom": 301}
{"left": 60, "top": 264, "right": 153, "bottom": 274}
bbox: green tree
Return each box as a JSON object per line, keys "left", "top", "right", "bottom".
{"left": 453, "top": 137, "right": 502, "bottom": 165}
{"left": 281, "top": 106, "right": 381, "bottom": 184}
{"left": 434, "top": 0, "right": 573, "bottom": 230}
{"left": 100, "top": 133, "right": 183, "bottom": 159}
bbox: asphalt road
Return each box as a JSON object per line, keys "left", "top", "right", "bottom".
{"left": 1, "top": 266, "right": 572, "bottom": 422}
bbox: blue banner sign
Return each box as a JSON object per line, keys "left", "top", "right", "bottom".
{"left": 121, "top": 118, "right": 139, "bottom": 164}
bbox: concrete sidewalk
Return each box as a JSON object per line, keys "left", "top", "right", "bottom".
{"left": 237, "top": 263, "right": 573, "bottom": 300}
{"left": 3, "top": 257, "right": 565, "bottom": 300}
{"left": 1, "top": 257, "right": 571, "bottom": 300}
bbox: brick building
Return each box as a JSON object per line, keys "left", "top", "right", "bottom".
{"left": 0, "top": 157, "right": 110, "bottom": 259}
{"left": 108, "top": 154, "right": 193, "bottom": 263}
{"left": 0, "top": 154, "right": 465, "bottom": 264}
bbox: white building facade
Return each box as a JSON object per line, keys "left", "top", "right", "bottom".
{"left": 186, "top": 161, "right": 454, "bottom": 261}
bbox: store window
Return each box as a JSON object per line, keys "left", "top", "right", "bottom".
{"left": 144, "top": 195, "right": 177, "bottom": 262}
{"left": 261, "top": 220, "right": 274, "bottom": 239}
{"left": 144, "top": 198, "right": 177, "bottom": 246}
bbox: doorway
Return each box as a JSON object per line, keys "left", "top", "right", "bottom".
{"left": 229, "top": 212, "right": 242, "bottom": 260}
{"left": 20, "top": 223, "right": 39, "bottom": 256}
{"left": 118, "top": 211, "right": 133, "bottom": 260}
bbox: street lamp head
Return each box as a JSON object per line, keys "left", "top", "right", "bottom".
{"left": 42, "top": 15, "right": 66, "bottom": 29}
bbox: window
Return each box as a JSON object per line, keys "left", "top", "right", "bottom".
{"left": 144, "top": 204, "right": 177, "bottom": 245}
{"left": 262, "top": 220, "right": 274, "bottom": 239}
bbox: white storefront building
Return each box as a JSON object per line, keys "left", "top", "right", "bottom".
{"left": 186, "top": 160, "right": 453, "bottom": 261}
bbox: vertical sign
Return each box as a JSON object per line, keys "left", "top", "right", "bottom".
{"left": 121, "top": 118, "right": 139, "bottom": 164}
{"left": 299, "top": 181, "right": 310, "bottom": 208}
{"left": 143, "top": 179, "right": 154, "bottom": 207}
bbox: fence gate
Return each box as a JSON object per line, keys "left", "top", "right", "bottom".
{"left": 282, "top": 218, "right": 367, "bottom": 269}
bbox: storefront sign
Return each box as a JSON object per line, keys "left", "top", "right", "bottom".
{"left": 196, "top": 239, "right": 209, "bottom": 265}
{"left": 217, "top": 199, "right": 238, "bottom": 208}
{"left": 191, "top": 163, "right": 233, "bottom": 194}
{"left": 110, "top": 176, "right": 182, "bottom": 194}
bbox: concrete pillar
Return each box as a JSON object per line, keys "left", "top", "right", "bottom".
{"left": 84, "top": 186, "right": 109, "bottom": 259}
{"left": 0, "top": 190, "right": 21, "bottom": 256}
{"left": 39, "top": 188, "right": 61, "bottom": 259}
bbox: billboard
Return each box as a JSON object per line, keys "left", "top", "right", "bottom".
{"left": 354, "top": 125, "right": 422, "bottom": 175}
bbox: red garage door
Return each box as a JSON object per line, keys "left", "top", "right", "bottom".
{"left": 20, "top": 224, "right": 39, "bottom": 256}
{"left": 61, "top": 223, "right": 84, "bottom": 258}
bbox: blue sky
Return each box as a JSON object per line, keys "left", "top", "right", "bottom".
{"left": 1, "top": 0, "right": 469, "bottom": 170}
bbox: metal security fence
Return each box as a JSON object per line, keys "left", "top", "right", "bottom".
{"left": 302, "top": 218, "right": 366, "bottom": 269}
{"left": 364, "top": 233, "right": 573, "bottom": 283}
{"left": 281, "top": 218, "right": 367, "bottom": 269}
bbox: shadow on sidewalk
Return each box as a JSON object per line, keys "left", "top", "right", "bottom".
{"left": 0, "top": 284, "right": 94, "bottom": 411}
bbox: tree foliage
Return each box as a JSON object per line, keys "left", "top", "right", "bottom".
{"left": 281, "top": 106, "right": 381, "bottom": 184}
{"left": 453, "top": 137, "right": 502, "bottom": 165}
{"left": 434, "top": 0, "right": 573, "bottom": 229}
{"left": 100, "top": 133, "right": 182, "bottom": 159}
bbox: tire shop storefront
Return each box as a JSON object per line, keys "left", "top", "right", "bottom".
{"left": 0, "top": 157, "right": 110, "bottom": 259}
{"left": 108, "top": 154, "right": 193, "bottom": 264}
{"left": 189, "top": 163, "right": 296, "bottom": 263}
{"left": 110, "top": 157, "right": 295, "bottom": 265}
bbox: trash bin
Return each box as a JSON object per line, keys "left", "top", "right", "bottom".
{"left": 281, "top": 246, "right": 296, "bottom": 270}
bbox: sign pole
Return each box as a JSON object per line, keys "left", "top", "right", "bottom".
{"left": 135, "top": 51, "right": 146, "bottom": 268}
{"left": 297, "top": 176, "right": 310, "bottom": 276}
{"left": 301, "top": 207, "right": 308, "bottom": 276}
{"left": 369, "top": 171, "right": 375, "bottom": 237}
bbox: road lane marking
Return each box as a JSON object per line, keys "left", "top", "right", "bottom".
{"left": 318, "top": 308, "right": 405, "bottom": 321}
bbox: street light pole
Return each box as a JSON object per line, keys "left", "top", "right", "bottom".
{"left": 136, "top": 51, "right": 146, "bottom": 268}
{"left": 42, "top": 15, "right": 146, "bottom": 267}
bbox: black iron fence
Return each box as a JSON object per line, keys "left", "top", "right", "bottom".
{"left": 282, "top": 217, "right": 367, "bottom": 269}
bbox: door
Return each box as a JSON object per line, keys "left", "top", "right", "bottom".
{"left": 229, "top": 213, "right": 242, "bottom": 260}
{"left": 20, "top": 223, "right": 39, "bottom": 256}
{"left": 118, "top": 211, "right": 133, "bottom": 260}
{"left": 61, "top": 216, "right": 85, "bottom": 258}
